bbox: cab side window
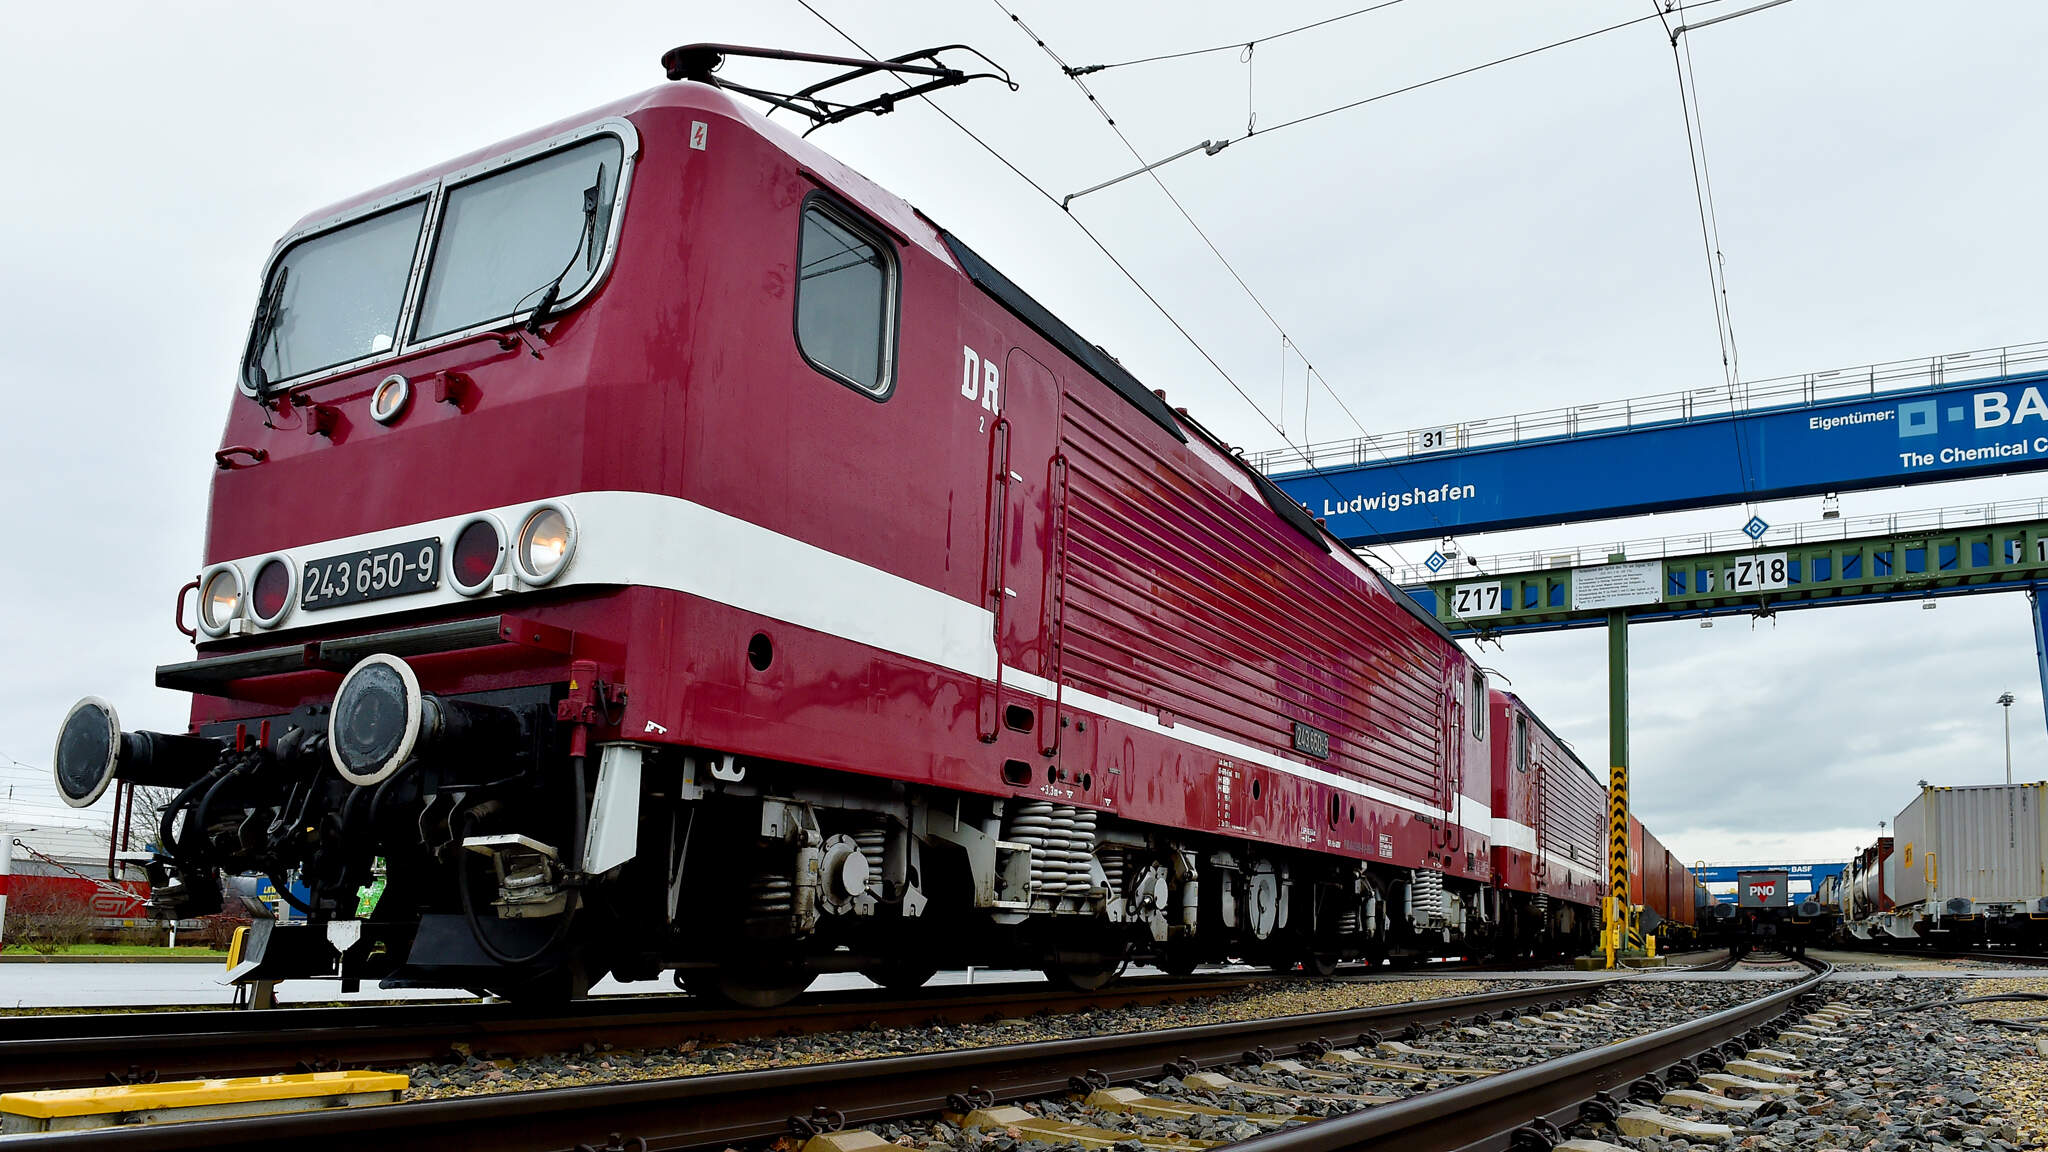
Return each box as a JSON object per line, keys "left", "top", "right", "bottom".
{"left": 795, "top": 195, "right": 896, "bottom": 398}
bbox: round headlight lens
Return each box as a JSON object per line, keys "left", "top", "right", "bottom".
{"left": 449, "top": 517, "right": 504, "bottom": 595}
{"left": 250, "top": 557, "right": 293, "bottom": 625}
{"left": 514, "top": 505, "right": 574, "bottom": 583}
{"left": 369, "top": 374, "right": 411, "bottom": 425}
{"left": 198, "top": 566, "right": 243, "bottom": 634}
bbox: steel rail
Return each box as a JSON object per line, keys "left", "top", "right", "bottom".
{"left": 1838, "top": 943, "right": 2048, "bottom": 967}
{"left": 0, "top": 974, "right": 1256, "bottom": 1093}
{"left": 1228, "top": 956, "right": 1831, "bottom": 1152}
{"left": 14, "top": 973, "right": 1630, "bottom": 1151}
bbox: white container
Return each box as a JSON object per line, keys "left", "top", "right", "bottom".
{"left": 1890, "top": 782, "right": 2048, "bottom": 913}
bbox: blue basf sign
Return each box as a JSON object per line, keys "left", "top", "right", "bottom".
{"left": 1694, "top": 862, "right": 1846, "bottom": 906}
{"left": 1271, "top": 371, "right": 2048, "bottom": 544}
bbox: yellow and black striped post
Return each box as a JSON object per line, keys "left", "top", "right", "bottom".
{"left": 1605, "top": 607, "right": 1631, "bottom": 967}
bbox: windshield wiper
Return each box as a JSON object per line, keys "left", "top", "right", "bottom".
{"left": 522, "top": 163, "right": 606, "bottom": 336}
{"left": 246, "top": 266, "right": 290, "bottom": 400}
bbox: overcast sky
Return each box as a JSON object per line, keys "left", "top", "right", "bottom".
{"left": 3, "top": 1, "right": 2043, "bottom": 867}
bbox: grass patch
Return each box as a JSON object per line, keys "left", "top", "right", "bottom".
{"left": 0, "top": 943, "right": 227, "bottom": 957}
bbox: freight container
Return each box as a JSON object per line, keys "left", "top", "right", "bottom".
{"left": 1890, "top": 783, "right": 2048, "bottom": 920}
{"left": 1847, "top": 837, "right": 1894, "bottom": 918}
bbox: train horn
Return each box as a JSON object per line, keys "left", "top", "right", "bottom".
{"left": 52, "top": 697, "right": 223, "bottom": 808}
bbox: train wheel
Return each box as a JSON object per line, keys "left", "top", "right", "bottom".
{"left": 1157, "top": 944, "right": 1202, "bottom": 978}
{"left": 482, "top": 967, "right": 575, "bottom": 1004}
{"left": 682, "top": 963, "right": 814, "bottom": 1008}
{"left": 1046, "top": 953, "right": 1122, "bottom": 991}
{"left": 1300, "top": 950, "right": 1340, "bottom": 978}
{"left": 862, "top": 963, "right": 938, "bottom": 992}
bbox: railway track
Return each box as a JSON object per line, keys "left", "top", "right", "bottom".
{"left": 10, "top": 952, "right": 1830, "bottom": 1152}
{"left": 0, "top": 973, "right": 1258, "bottom": 1094}
{"left": 0, "top": 952, "right": 1724, "bottom": 1095}
{"left": 1838, "top": 943, "right": 2048, "bottom": 967}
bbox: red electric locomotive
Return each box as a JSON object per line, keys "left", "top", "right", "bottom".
{"left": 1485, "top": 691, "right": 1604, "bottom": 956}
{"left": 50, "top": 48, "right": 1502, "bottom": 1002}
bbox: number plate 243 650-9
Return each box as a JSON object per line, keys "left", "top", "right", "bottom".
{"left": 301, "top": 537, "right": 442, "bottom": 610}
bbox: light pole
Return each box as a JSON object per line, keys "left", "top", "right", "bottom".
{"left": 1998, "top": 692, "right": 2016, "bottom": 785}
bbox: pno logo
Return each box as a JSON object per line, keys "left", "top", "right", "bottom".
{"left": 1747, "top": 882, "right": 1777, "bottom": 899}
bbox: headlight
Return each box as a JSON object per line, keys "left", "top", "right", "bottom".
{"left": 447, "top": 515, "right": 505, "bottom": 596}
{"left": 369, "top": 373, "right": 411, "bottom": 425}
{"left": 513, "top": 504, "right": 575, "bottom": 584}
{"left": 197, "top": 565, "right": 244, "bottom": 636}
{"left": 248, "top": 556, "right": 295, "bottom": 627}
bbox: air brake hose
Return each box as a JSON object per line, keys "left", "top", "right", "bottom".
{"left": 456, "top": 754, "right": 587, "bottom": 968}
{"left": 156, "top": 754, "right": 241, "bottom": 866}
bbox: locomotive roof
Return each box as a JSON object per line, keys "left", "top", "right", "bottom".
{"left": 277, "top": 78, "right": 1460, "bottom": 652}
{"left": 1492, "top": 689, "right": 1602, "bottom": 782}
{"left": 282, "top": 81, "right": 949, "bottom": 264}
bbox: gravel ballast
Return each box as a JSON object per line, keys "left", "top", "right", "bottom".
{"left": 402, "top": 976, "right": 1527, "bottom": 1100}
{"left": 1573, "top": 977, "right": 2040, "bottom": 1150}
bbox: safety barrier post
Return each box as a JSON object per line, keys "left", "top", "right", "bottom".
{"left": 1606, "top": 607, "right": 1631, "bottom": 968}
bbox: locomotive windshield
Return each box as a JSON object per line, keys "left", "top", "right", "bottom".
{"left": 414, "top": 136, "right": 621, "bottom": 340}
{"left": 246, "top": 199, "right": 428, "bottom": 388}
{"left": 245, "top": 132, "right": 625, "bottom": 391}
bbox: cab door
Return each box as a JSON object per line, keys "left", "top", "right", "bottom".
{"left": 980, "top": 348, "right": 1065, "bottom": 760}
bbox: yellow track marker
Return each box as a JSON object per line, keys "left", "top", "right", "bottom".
{"left": 2, "top": 1071, "right": 407, "bottom": 1133}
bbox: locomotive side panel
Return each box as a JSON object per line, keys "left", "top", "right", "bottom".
{"left": 1487, "top": 692, "right": 1602, "bottom": 906}
{"left": 1052, "top": 382, "right": 1485, "bottom": 873}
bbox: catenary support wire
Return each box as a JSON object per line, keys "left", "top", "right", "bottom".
{"left": 791, "top": 0, "right": 1414, "bottom": 567}
{"left": 992, "top": 0, "right": 1475, "bottom": 565}
{"left": 1652, "top": 0, "right": 1758, "bottom": 513}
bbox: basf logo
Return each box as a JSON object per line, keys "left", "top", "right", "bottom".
{"left": 1893, "top": 385, "right": 2048, "bottom": 473}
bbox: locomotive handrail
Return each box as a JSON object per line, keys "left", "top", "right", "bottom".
{"left": 213, "top": 445, "right": 267, "bottom": 470}
{"left": 173, "top": 579, "right": 198, "bottom": 640}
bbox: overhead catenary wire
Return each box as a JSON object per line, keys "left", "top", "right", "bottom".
{"left": 1046, "top": 0, "right": 1762, "bottom": 195}
{"left": 1069, "top": 0, "right": 1414, "bottom": 75}
{"left": 1652, "top": 0, "right": 1760, "bottom": 515}
{"left": 792, "top": 0, "right": 1411, "bottom": 568}
{"left": 1031, "top": 0, "right": 1796, "bottom": 543}
{"left": 992, "top": 0, "right": 1475, "bottom": 567}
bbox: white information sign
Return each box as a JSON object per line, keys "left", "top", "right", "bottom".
{"left": 1415, "top": 426, "right": 1453, "bottom": 453}
{"left": 1449, "top": 581, "right": 1503, "bottom": 618}
{"left": 1726, "top": 552, "right": 1790, "bottom": 593}
{"left": 1571, "top": 559, "right": 1664, "bottom": 611}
